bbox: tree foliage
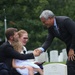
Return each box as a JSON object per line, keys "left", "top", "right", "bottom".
{"left": 0, "top": 0, "right": 75, "bottom": 52}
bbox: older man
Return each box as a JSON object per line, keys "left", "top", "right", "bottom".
{"left": 35, "top": 10, "right": 75, "bottom": 75}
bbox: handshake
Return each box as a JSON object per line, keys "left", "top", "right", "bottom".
{"left": 33, "top": 48, "right": 42, "bottom": 57}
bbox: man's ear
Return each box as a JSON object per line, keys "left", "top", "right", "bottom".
{"left": 10, "top": 36, "right": 13, "bottom": 40}
{"left": 48, "top": 17, "right": 51, "bottom": 19}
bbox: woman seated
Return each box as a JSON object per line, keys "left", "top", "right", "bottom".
{"left": 12, "top": 41, "right": 43, "bottom": 75}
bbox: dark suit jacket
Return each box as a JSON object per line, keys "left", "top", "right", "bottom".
{"left": 0, "top": 41, "right": 34, "bottom": 71}
{"left": 42, "top": 16, "right": 75, "bottom": 54}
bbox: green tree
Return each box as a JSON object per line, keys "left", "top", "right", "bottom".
{"left": 0, "top": 0, "right": 75, "bottom": 52}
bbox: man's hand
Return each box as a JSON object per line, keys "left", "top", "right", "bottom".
{"left": 68, "top": 49, "right": 75, "bottom": 61}
{"left": 34, "top": 48, "right": 42, "bottom": 54}
{"left": 33, "top": 49, "right": 41, "bottom": 57}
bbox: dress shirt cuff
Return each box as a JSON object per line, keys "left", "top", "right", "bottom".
{"left": 38, "top": 47, "right": 45, "bottom": 52}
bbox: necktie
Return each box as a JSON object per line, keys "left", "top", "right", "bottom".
{"left": 23, "top": 50, "right": 26, "bottom": 54}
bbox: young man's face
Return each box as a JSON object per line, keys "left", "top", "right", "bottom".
{"left": 40, "top": 17, "right": 54, "bottom": 28}
{"left": 19, "top": 33, "right": 28, "bottom": 46}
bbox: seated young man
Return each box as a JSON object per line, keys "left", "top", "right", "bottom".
{"left": 0, "top": 28, "right": 40, "bottom": 75}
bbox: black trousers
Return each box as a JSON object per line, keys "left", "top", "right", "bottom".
{"left": 0, "top": 63, "right": 9, "bottom": 75}
{"left": 66, "top": 60, "right": 75, "bottom": 75}
{"left": 0, "top": 69, "right": 9, "bottom": 75}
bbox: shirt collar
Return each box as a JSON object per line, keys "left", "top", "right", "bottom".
{"left": 8, "top": 41, "right": 11, "bottom": 44}
{"left": 54, "top": 18, "right": 57, "bottom": 26}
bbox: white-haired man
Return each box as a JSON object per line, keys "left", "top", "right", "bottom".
{"left": 35, "top": 10, "right": 75, "bottom": 75}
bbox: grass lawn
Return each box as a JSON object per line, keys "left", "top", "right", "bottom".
{"left": 43, "top": 62, "right": 66, "bottom": 65}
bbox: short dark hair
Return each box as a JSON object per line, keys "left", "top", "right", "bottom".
{"left": 5, "top": 28, "right": 18, "bottom": 40}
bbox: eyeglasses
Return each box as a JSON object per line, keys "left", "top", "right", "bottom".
{"left": 23, "top": 37, "right": 28, "bottom": 39}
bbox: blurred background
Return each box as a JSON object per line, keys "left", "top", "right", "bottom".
{"left": 0, "top": 0, "right": 75, "bottom": 54}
